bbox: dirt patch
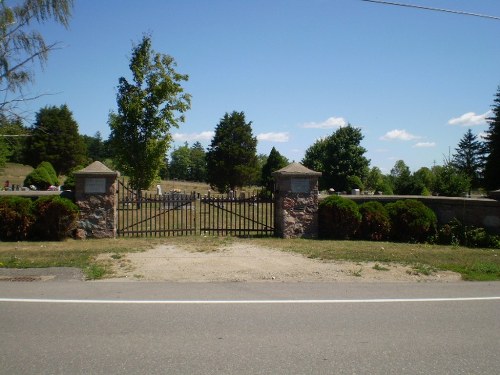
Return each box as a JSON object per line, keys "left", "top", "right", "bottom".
{"left": 97, "top": 243, "right": 461, "bottom": 282}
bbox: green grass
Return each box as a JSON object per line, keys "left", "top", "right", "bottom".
{"left": 247, "top": 237, "right": 500, "bottom": 281}
{"left": 1, "top": 236, "right": 499, "bottom": 281}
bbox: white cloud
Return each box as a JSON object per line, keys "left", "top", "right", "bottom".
{"left": 448, "top": 111, "right": 491, "bottom": 126}
{"left": 256, "top": 132, "right": 289, "bottom": 142}
{"left": 413, "top": 142, "right": 436, "bottom": 148}
{"left": 301, "top": 116, "right": 347, "bottom": 129}
{"left": 172, "top": 131, "right": 214, "bottom": 142}
{"left": 380, "top": 129, "right": 421, "bottom": 141}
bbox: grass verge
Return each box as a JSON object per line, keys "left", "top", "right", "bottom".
{"left": 0, "top": 236, "right": 499, "bottom": 281}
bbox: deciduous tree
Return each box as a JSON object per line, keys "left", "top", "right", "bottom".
{"left": 302, "top": 125, "right": 369, "bottom": 191}
{"left": 108, "top": 35, "right": 191, "bottom": 190}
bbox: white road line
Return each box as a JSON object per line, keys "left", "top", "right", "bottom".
{"left": 0, "top": 297, "right": 499, "bottom": 304}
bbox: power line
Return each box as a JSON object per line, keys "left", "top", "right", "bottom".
{"left": 359, "top": 0, "right": 500, "bottom": 21}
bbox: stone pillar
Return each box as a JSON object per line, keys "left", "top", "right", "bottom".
{"left": 272, "top": 162, "right": 322, "bottom": 238}
{"left": 73, "top": 161, "right": 119, "bottom": 239}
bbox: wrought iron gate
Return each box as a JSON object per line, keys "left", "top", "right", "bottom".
{"left": 117, "top": 179, "right": 196, "bottom": 237}
{"left": 117, "top": 180, "right": 274, "bottom": 237}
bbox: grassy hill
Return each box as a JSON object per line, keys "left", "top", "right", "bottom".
{"left": 0, "top": 163, "right": 34, "bottom": 187}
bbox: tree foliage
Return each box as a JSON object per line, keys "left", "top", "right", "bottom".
{"left": 484, "top": 86, "right": 500, "bottom": 190}
{"left": 108, "top": 35, "right": 191, "bottom": 190}
{"left": 261, "top": 146, "right": 288, "bottom": 193}
{"left": 452, "top": 129, "right": 485, "bottom": 192}
{"left": 0, "top": 115, "right": 28, "bottom": 163}
{"left": 25, "top": 105, "right": 86, "bottom": 175}
{"left": 431, "top": 164, "right": 470, "bottom": 197}
{"left": 168, "top": 142, "right": 207, "bottom": 182}
{"left": 206, "top": 111, "right": 258, "bottom": 192}
{"left": 81, "top": 131, "right": 111, "bottom": 163}
{"left": 0, "top": 0, "right": 73, "bottom": 118}
{"left": 302, "top": 125, "right": 369, "bottom": 192}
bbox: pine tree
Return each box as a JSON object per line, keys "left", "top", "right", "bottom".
{"left": 261, "top": 147, "right": 288, "bottom": 193}
{"left": 25, "top": 105, "right": 87, "bottom": 175}
{"left": 206, "top": 111, "right": 258, "bottom": 193}
{"left": 484, "top": 86, "right": 500, "bottom": 190}
{"left": 452, "top": 129, "right": 485, "bottom": 193}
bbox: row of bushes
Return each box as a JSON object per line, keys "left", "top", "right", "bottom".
{"left": 0, "top": 196, "right": 79, "bottom": 241}
{"left": 319, "top": 196, "right": 500, "bottom": 248}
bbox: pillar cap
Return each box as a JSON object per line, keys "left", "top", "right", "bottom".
{"left": 272, "top": 162, "right": 321, "bottom": 177}
{"left": 74, "top": 161, "right": 119, "bottom": 177}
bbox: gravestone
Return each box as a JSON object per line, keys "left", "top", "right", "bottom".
{"left": 74, "top": 161, "right": 119, "bottom": 239}
{"left": 272, "top": 162, "right": 321, "bottom": 238}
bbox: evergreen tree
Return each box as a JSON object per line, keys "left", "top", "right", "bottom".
{"left": 452, "top": 129, "right": 485, "bottom": 193}
{"left": 108, "top": 35, "right": 191, "bottom": 190}
{"left": 302, "top": 125, "right": 369, "bottom": 191}
{"left": 261, "top": 147, "right": 288, "bottom": 193}
{"left": 25, "top": 105, "right": 87, "bottom": 175}
{"left": 206, "top": 111, "right": 259, "bottom": 192}
{"left": 484, "top": 86, "right": 500, "bottom": 190}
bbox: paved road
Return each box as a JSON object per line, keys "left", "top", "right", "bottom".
{"left": 1, "top": 281, "right": 499, "bottom": 374}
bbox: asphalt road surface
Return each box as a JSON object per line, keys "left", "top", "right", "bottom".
{"left": 1, "top": 281, "right": 499, "bottom": 374}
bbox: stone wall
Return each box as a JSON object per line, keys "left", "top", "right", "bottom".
{"left": 74, "top": 162, "right": 118, "bottom": 239}
{"left": 345, "top": 195, "right": 500, "bottom": 235}
{"left": 273, "top": 163, "right": 321, "bottom": 238}
{"left": 275, "top": 192, "right": 320, "bottom": 238}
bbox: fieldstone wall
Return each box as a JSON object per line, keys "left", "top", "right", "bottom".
{"left": 275, "top": 192, "right": 320, "bottom": 238}
{"left": 273, "top": 163, "right": 321, "bottom": 238}
{"left": 74, "top": 162, "right": 119, "bottom": 239}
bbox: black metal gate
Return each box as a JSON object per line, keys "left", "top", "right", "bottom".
{"left": 199, "top": 193, "right": 274, "bottom": 237}
{"left": 117, "top": 179, "right": 197, "bottom": 237}
{"left": 117, "top": 180, "right": 274, "bottom": 237}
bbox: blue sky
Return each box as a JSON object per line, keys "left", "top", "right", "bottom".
{"left": 20, "top": 0, "right": 500, "bottom": 173}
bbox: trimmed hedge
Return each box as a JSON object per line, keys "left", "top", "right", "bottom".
{"left": 31, "top": 196, "right": 79, "bottom": 240}
{"left": 357, "top": 201, "right": 391, "bottom": 241}
{"left": 0, "top": 197, "right": 34, "bottom": 241}
{"left": 0, "top": 196, "right": 78, "bottom": 241}
{"left": 386, "top": 199, "right": 437, "bottom": 243}
{"left": 319, "top": 195, "right": 361, "bottom": 239}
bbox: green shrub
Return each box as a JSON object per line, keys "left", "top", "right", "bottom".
{"left": 465, "top": 227, "right": 500, "bottom": 249}
{"left": 435, "top": 219, "right": 462, "bottom": 246}
{"left": 386, "top": 199, "right": 437, "bottom": 243}
{"left": 37, "top": 161, "right": 58, "bottom": 185}
{"left": 24, "top": 162, "right": 58, "bottom": 190}
{"left": 319, "top": 195, "right": 361, "bottom": 239}
{"left": 31, "top": 196, "right": 79, "bottom": 240}
{"left": 357, "top": 201, "right": 391, "bottom": 241}
{"left": 0, "top": 197, "right": 34, "bottom": 241}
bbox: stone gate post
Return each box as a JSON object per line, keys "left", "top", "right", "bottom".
{"left": 272, "top": 163, "right": 322, "bottom": 238}
{"left": 74, "top": 161, "right": 119, "bottom": 239}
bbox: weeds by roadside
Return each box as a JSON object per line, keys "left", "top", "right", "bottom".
{"left": 0, "top": 236, "right": 499, "bottom": 281}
